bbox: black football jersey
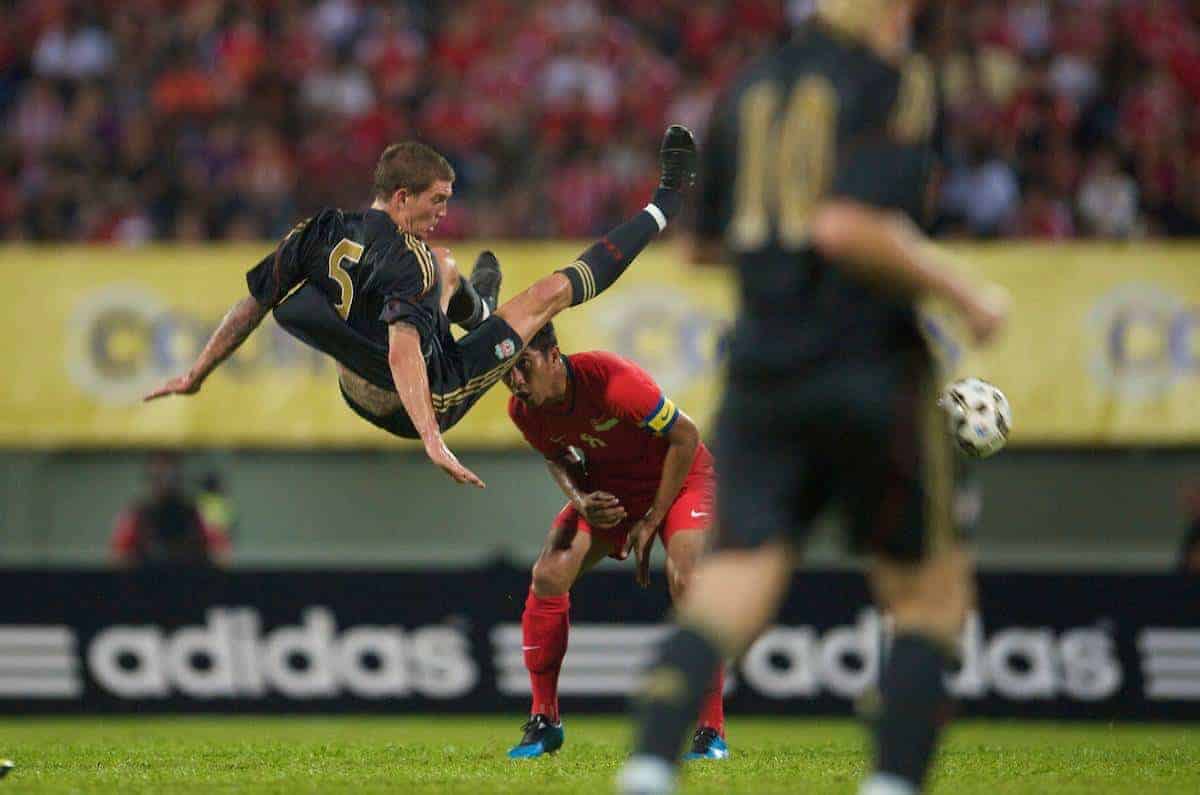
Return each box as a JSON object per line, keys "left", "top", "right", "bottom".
{"left": 696, "top": 23, "right": 941, "bottom": 376}
{"left": 246, "top": 208, "right": 450, "bottom": 388}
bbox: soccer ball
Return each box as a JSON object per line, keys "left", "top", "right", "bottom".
{"left": 939, "top": 378, "right": 1012, "bottom": 459}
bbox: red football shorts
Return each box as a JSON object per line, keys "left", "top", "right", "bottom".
{"left": 551, "top": 471, "right": 714, "bottom": 559}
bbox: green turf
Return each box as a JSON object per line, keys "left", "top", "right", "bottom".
{"left": 0, "top": 716, "right": 1196, "bottom": 794}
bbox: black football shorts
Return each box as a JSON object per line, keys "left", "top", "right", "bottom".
{"left": 713, "top": 356, "right": 957, "bottom": 563}
{"left": 274, "top": 283, "right": 522, "bottom": 439}
{"left": 340, "top": 313, "right": 523, "bottom": 439}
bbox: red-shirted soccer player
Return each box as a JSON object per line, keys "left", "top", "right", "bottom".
{"left": 503, "top": 322, "right": 727, "bottom": 761}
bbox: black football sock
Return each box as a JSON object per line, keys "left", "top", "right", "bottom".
{"left": 630, "top": 625, "right": 723, "bottom": 764}
{"left": 557, "top": 205, "right": 667, "bottom": 307}
{"left": 446, "top": 277, "right": 488, "bottom": 330}
{"left": 870, "top": 632, "right": 954, "bottom": 790}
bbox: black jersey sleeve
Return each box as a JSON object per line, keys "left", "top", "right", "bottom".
{"left": 245, "top": 214, "right": 325, "bottom": 307}
{"left": 372, "top": 233, "right": 439, "bottom": 340}
{"left": 694, "top": 99, "right": 736, "bottom": 242}
{"left": 831, "top": 138, "right": 936, "bottom": 221}
{"left": 830, "top": 53, "right": 939, "bottom": 222}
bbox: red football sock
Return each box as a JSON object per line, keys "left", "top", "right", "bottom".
{"left": 697, "top": 665, "right": 726, "bottom": 736}
{"left": 522, "top": 589, "right": 570, "bottom": 722}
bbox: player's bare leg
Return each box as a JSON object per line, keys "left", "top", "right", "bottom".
{"left": 859, "top": 544, "right": 974, "bottom": 795}
{"left": 531, "top": 523, "right": 617, "bottom": 597}
{"left": 870, "top": 543, "right": 973, "bottom": 646}
{"left": 663, "top": 528, "right": 729, "bottom": 760}
{"left": 494, "top": 273, "right": 574, "bottom": 345}
{"left": 620, "top": 541, "right": 794, "bottom": 792}
{"left": 510, "top": 523, "right": 617, "bottom": 759}
{"left": 664, "top": 541, "right": 796, "bottom": 654}
{"left": 496, "top": 125, "right": 696, "bottom": 345}
{"left": 434, "top": 247, "right": 498, "bottom": 330}
{"left": 662, "top": 529, "right": 703, "bottom": 604}
{"left": 436, "top": 250, "right": 461, "bottom": 316}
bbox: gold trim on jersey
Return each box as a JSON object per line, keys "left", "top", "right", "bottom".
{"left": 402, "top": 233, "right": 436, "bottom": 296}
{"left": 890, "top": 54, "right": 936, "bottom": 144}
{"left": 283, "top": 216, "right": 311, "bottom": 241}
{"left": 918, "top": 371, "right": 955, "bottom": 555}
{"left": 429, "top": 355, "right": 519, "bottom": 412}
{"left": 563, "top": 260, "right": 596, "bottom": 302}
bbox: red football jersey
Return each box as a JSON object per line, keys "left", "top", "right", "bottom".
{"left": 508, "top": 351, "right": 713, "bottom": 506}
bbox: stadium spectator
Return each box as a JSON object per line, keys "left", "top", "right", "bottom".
{"left": 1077, "top": 148, "right": 1140, "bottom": 238}
{"left": 110, "top": 452, "right": 231, "bottom": 569}
{"left": 1, "top": 0, "right": 1200, "bottom": 241}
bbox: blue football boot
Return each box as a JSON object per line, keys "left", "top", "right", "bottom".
{"left": 681, "top": 727, "right": 729, "bottom": 761}
{"left": 507, "top": 714, "right": 564, "bottom": 759}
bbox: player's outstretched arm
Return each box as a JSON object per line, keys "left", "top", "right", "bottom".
{"left": 622, "top": 409, "right": 701, "bottom": 587}
{"left": 387, "top": 322, "right": 485, "bottom": 488}
{"left": 144, "top": 295, "right": 269, "bottom": 401}
{"left": 809, "top": 200, "right": 1010, "bottom": 345}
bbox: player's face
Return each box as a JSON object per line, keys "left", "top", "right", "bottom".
{"left": 405, "top": 179, "right": 453, "bottom": 237}
{"left": 504, "top": 348, "right": 561, "bottom": 407}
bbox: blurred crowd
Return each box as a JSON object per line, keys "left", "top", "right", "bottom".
{"left": 2, "top": 0, "right": 1200, "bottom": 243}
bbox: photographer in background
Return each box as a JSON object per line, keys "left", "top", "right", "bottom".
{"left": 110, "top": 452, "right": 231, "bottom": 568}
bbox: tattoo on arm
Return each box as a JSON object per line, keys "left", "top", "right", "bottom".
{"left": 190, "top": 296, "right": 269, "bottom": 382}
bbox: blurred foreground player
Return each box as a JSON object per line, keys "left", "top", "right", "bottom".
{"left": 503, "top": 324, "right": 726, "bottom": 760}
{"left": 145, "top": 128, "right": 697, "bottom": 488}
{"left": 620, "top": 2, "right": 1009, "bottom": 794}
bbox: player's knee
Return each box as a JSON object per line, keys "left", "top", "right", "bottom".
{"left": 666, "top": 558, "right": 694, "bottom": 604}
{"left": 531, "top": 558, "right": 571, "bottom": 597}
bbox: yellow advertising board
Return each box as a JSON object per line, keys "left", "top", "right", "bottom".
{"left": 925, "top": 243, "right": 1200, "bottom": 445}
{"left": 1, "top": 242, "right": 1196, "bottom": 447}
{"left": 2, "top": 242, "right": 732, "bottom": 448}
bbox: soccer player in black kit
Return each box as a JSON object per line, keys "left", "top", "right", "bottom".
{"left": 620, "top": 3, "right": 1009, "bottom": 794}
{"left": 145, "top": 127, "right": 697, "bottom": 488}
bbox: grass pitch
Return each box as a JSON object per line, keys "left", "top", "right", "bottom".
{"left": 1, "top": 716, "right": 1197, "bottom": 793}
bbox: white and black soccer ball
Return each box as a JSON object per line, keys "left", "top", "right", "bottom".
{"left": 939, "top": 378, "right": 1012, "bottom": 459}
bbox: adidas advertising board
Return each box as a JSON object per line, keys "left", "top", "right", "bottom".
{"left": 1, "top": 568, "right": 1195, "bottom": 719}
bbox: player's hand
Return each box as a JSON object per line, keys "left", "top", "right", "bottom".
{"left": 621, "top": 518, "right": 659, "bottom": 588}
{"left": 962, "top": 284, "right": 1010, "bottom": 346}
{"left": 143, "top": 372, "right": 202, "bottom": 401}
{"left": 577, "top": 492, "right": 626, "bottom": 528}
{"left": 424, "top": 437, "right": 486, "bottom": 488}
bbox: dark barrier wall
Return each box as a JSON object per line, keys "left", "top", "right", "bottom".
{"left": 2, "top": 567, "right": 1197, "bottom": 720}
{"left": 4, "top": 449, "right": 1200, "bottom": 569}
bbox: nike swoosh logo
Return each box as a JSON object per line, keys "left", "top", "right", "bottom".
{"left": 591, "top": 418, "right": 619, "bottom": 431}
{"left": 550, "top": 436, "right": 567, "bottom": 444}
{"left": 522, "top": 645, "right": 540, "bottom": 651}
{"left": 690, "top": 510, "right": 708, "bottom": 519}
